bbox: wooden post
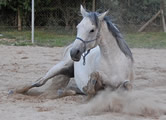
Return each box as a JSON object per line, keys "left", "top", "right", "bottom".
{"left": 92, "top": 0, "right": 96, "bottom": 11}
{"left": 160, "top": 0, "right": 166, "bottom": 32}
{"left": 161, "top": 0, "right": 166, "bottom": 16}
{"left": 82, "top": 0, "right": 86, "bottom": 7}
{"left": 18, "top": 8, "right": 22, "bottom": 31}
{"left": 161, "top": 9, "right": 166, "bottom": 32}
{"left": 138, "top": 10, "right": 161, "bottom": 32}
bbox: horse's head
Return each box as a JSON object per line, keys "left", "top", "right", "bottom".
{"left": 70, "top": 5, "right": 108, "bottom": 61}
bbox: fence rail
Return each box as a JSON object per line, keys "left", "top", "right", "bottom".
{"left": 0, "top": 0, "right": 165, "bottom": 46}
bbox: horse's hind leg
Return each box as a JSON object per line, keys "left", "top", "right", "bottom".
{"left": 39, "top": 77, "right": 83, "bottom": 99}
{"left": 37, "top": 75, "right": 72, "bottom": 99}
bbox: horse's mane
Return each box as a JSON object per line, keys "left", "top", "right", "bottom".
{"left": 87, "top": 12, "right": 133, "bottom": 61}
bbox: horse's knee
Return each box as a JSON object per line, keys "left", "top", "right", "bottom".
{"left": 90, "top": 72, "right": 100, "bottom": 80}
{"left": 83, "top": 72, "right": 104, "bottom": 99}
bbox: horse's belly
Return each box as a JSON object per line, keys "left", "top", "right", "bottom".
{"left": 74, "top": 46, "right": 100, "bottom": 93}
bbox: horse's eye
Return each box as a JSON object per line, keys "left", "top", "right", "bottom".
{"left": 90, "top": 29, "right": 94, "bottom": 33}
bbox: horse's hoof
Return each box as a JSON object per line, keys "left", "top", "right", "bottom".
{"left": 123, "top": 81, "right": 132, "bottom": 91}
{"left": 8, "top": 90, "right": 14, "bottom": 95}
{"left": 31, "top": 83, "right": 41, "bottom": 87}
{"left": 57, "top": 89, "right": 63, "bottom": 96}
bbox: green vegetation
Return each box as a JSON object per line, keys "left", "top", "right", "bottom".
{"left": 0, "top": 30, "right": 75, "bottom": 47}
{"left": 0, "top": 30, "right": 166, "bottom": 48}
{"left": 125, "top": 32, "right": 166, "bottom": 48}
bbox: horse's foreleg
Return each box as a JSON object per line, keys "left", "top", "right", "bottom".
{"left": 83, "top": 72, "right": 104, "bottom": 100}
{"left": 38, "top": 77, "right": 84, "bottom": 99}
{"left": 13, "top": 44, "right": 75, "bottom": 95}
{"left": 32, "top": 61, "right": 74, "bottom": 87}
{"left": 15, "top": 59, "right": 74, "bottom": 94}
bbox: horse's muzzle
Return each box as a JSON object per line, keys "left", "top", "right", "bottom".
{"left": 70, "top": 48, "right": 82, "bottom": 61}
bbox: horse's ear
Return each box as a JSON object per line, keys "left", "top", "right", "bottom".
{"left": 80, "top": 5, "right": 88, "bottom": 17}
{"left": 98, "top": 10, "right": 109, "bottom": 21}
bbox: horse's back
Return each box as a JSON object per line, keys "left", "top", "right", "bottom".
{"left": 74, "top": 46, "right": 100, "bottom": 93}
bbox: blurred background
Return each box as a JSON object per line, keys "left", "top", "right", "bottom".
{"left": 0, "top": 0, "right": 166, "bottom": 48}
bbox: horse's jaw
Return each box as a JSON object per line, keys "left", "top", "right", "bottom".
{"left": 71, "top": 57, "right": 80, "bottom": 62}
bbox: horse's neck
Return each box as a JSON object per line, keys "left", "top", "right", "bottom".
{"left": 98, "top": 22, "right": 121, "bottom": 59}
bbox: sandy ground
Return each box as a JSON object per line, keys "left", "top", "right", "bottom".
{"left": 0, "top": 45, "right": 166, "bottom": 120}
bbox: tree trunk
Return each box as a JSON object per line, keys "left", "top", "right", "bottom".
{"left": 65, "top": 23, "right": 70, "bottom": 30}
{"left": 72, "top": 22, "right": 76, "bottom": 34}
{"left": 92, "top": 0, "right": 96, "bottom": 11}
{"left": 128, "top": 0, "right": 130, "bottom": 7}
{"left": 65, "top": 10, "right": 70, "bottom": 30}
{"left": 82, "top": 0, "right": 86, "bottom": 7}
{"left": 18, "top": 8, "right": 22, "bottom": 31}
{"left": 15, "top": 14, "right": 17, "bottom": 26}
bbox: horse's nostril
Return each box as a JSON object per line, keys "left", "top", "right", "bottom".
{"left": 76, "top": 49, "right": 80, "bottom": 55}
